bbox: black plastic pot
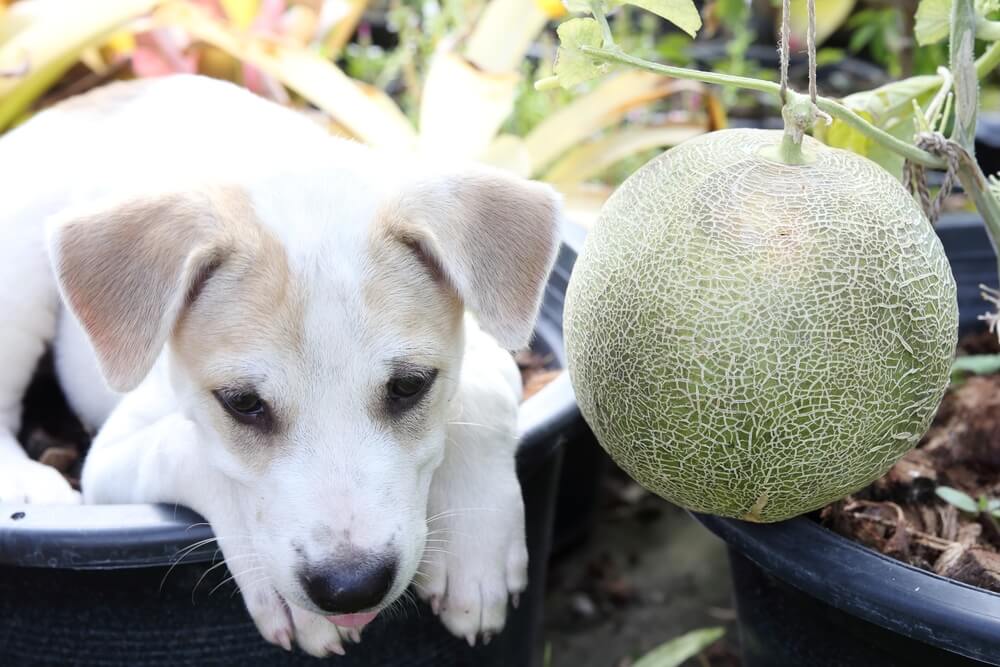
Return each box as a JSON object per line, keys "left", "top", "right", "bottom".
{"left": 0, "top": 245, "right": 581, "bottom": 667}
{"left": 693, "top": 214, "right": 1000, "bottom": 667}
{"left": 548, "top": 222, "right": 611, "bottom": 556}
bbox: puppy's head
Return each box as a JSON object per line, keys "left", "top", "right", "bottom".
{"left": 47, "top": 158, "right": 560, "bottom": 621}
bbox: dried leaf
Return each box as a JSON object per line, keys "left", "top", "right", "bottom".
{"left": 155, "top": 1, "right": 416, "bottom": 149}
{"left": 523, "top": 71, "right": 691, "bottom": 174}
{"left": 418, "top": 48, "right": 519, "bottom": 161}
{"left": 465, "top": 0, "right": 547, "bottom": 72}
{"left": 544, "top": 123, "right": 704, "bottom": 185}
{"left": 0, "top": 0, "right": 162, "bottom": 131}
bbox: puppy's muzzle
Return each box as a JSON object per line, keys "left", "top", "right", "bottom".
{"left": 300, "top": 553, "right": 397, "bottom": 614}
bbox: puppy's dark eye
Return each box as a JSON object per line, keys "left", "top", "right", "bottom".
{"left": 386, "top": 370, "right": 437, "bottom": 414}
{"left": 213, "top": 389, "right": 271, "bottom": 429}
{"left": 388, "top": 375, "right": 428, "bottom": 399}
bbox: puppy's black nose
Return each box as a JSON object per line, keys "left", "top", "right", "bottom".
{"left": 301, "top": 556, "right": 397, "bottom": 614}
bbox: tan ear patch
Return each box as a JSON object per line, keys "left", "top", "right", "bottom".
{"left": 380, "top": 169, "right": 562, "bottom": 349}
{"left": 47, "top": 186, "right": 277, "bottom": 392}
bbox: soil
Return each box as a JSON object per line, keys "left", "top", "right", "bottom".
{"left": 820, "top": 327, "right": 1000, "bottom": 592}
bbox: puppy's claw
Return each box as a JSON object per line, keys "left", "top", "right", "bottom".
{"left": 511, "top": 594, "right": 520, "bottom": 609}
{"left": 482, "top": 632, "right": 493, "bottom": 646}
{"left": 466, "top": 633, "right": 476, "bottom": 648}
{"left": 347, "top": 628, "right": 361, "bottom": 643}
{"left": 276, "top": 628, "right": 293, "bottom": 652}
{"left": 328, "top": 642, "right": 346, "bottom": 656}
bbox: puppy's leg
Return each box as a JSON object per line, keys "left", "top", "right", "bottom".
{"left": 418, "top": 320, "right": 529, "bottom": 645}
{"left": 0, "top": 205, "right": 79, "bottom": 504}
{"left": 83, "top": 374, "right": 348, "bottom": 657}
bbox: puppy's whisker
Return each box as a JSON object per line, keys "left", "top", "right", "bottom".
{"left": 445, "top": 420, "right": 508, "bottom": 434}
{"left": 160, "top": 537, "right": 224, "bottom": 592}
{"left": 210, "top": 566, "right": 266, "bottom": 597}
{"left": 192, "top": 555, "right": 256, "bottom": 601}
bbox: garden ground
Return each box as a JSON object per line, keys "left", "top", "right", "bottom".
{"left": 542, "top": 460, "right": 741, "bottom": 666}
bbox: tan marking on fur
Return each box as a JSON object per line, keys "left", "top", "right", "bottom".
{"left": 380, "top": 170, "right": 561, "bottom": 350}
{"left": 366, "top": 215, "right": 464, "bottom": 343}
{"left": 169, "top": 189, "right": 305, "bottom": 460}
{"left": 52, "top": 187, "right": 235, "bottom": 391}
{"left": 364, "top": 217, "right": 464, "bottom": 439}
{"left": 172, "top": 187, "right": 303, "bottom": 378}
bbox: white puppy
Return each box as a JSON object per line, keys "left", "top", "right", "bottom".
{"left": 0, "top": 75, "right": 560, "bottom": 656}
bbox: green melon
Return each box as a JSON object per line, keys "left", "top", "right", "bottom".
{"left": 564, "top": 128, "right": 958, "bottom": 523}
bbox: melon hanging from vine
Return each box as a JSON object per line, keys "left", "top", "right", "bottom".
{"left": 564, "top": 128, "right": 958, "bottom": 522}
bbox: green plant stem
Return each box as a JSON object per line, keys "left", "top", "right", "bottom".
{"left": 976, "top": 39, "right": 1000, "bottom": 79}
{"left": 588, "top": 1, "right": 616, "bottom": 49}
{"left": 978, "top": 18, "right": 1000, "bottom": 42}
{"left": 951, "top": 0, "right": 977, "bottom": 153}
{"left": 955, "top": 147, "right": 1000, "bottom": 278}
{"left": 578, "top": 44, "right": 947, "bottom": 168}
{"left": 576, "top": 39, "right": 1000, "bottom": 169}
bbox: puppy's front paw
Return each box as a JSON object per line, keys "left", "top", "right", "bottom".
{"left": 0, "top": 456, "right": 81, "bottom": 504}
{"left": 237, "top": 570, "right": 359, "bottom": 656}
{"left": 289, "top": 605, "right": 358, "bottom": 658}
{"left": 418, "top": 487, "right": 528, "bottom": 646}
{"left": 241, "top": 582, "right": 296, "bottom": 652}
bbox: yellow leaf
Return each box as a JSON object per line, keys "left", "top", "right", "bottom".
{"left": 789, "top": 0, "right": 856, "bottom": 47}
{"left": 481, "top": 134, "right": 533, "bottom": 176}
{"left": 464, "top": 0, "right": 547, "bottom": 72}
{"left": 0, "top": 0, "right": 161, "bottom": 131}
{"left": 322, "top": 0, "right": 369, "bottom": 57}
{"left": 522, "top": 71, "right": 700, "bottom": 175}
{"left": 543, "top": 123, "right": 705, "bottom": 185}
{"left": 418, "top": 47, "right": 520, "bottom": 161}
{"left": 156, "top": 1, "right": 416, "bottom": 150}
{"left": 220, "top": 0, "right": 259, "bottom": 29}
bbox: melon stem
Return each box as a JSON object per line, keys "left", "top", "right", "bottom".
{"left": 758, "top": 94, "right": 816, "bottom": 166}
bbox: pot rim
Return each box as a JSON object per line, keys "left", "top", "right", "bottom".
{"left": 0, "top": 244, "right": 579, "bottom": 571}
{"left": 694, "top": 512, "right": 1000, "bottom": 664}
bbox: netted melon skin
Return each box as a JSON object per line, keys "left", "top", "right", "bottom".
{"left": 565, "top": 129, "right": 958, "bottom": 523}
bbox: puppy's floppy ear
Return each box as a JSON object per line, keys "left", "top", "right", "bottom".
{"left": 387, "top": 166, "right": 562, "bottom": 350}
{"left": 46, "top": 188, "right": 236, "bottom": 392}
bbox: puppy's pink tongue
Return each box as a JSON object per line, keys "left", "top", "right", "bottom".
{"left": 326, "top": 611, "right": 378, "bottom": 629}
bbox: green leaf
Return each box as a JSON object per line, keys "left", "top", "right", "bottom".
{"left": 988, "top": 498, "right": 1000, "bottom": 512}
{"left": 916, "top": 0, "right": 952, "bottom": 45}
{"left": 917, "top": 0, "right": 1000, "bottom": 44}
{"left": 554, "top": 17, "right": 608, "bottom": 88}
{"left": 616, "top": 0, "right": 701, "bottom": 37}
{"left": 841, "top": 75, "right": 942, "bottom": 121}
{"left": 936, "top": 486, "right": 981, "bottom": 514}
{"left": 816, "top": 75, "right": 940, "bottom": 178}
{"left": 633, "top": 627, "right": 725, "bottom": 667}
{"left": 951, "top": 354, "right": 1000, "bottom": 382}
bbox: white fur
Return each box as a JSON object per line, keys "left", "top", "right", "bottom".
{"left": 0, "top": 76, "right": 560, "bottom": 655}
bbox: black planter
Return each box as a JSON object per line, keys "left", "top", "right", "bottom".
{"left": 693, "top": 214, "right": 1000, "bottom": 666}
{"left": 0, "top": 245, "right": 582, "bottom": 667}
{"left": 695, "top": 515, "right": 1000, "bottom": 667}
{"left": 549, "top": 223, "right": 611, "bottom": 556}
